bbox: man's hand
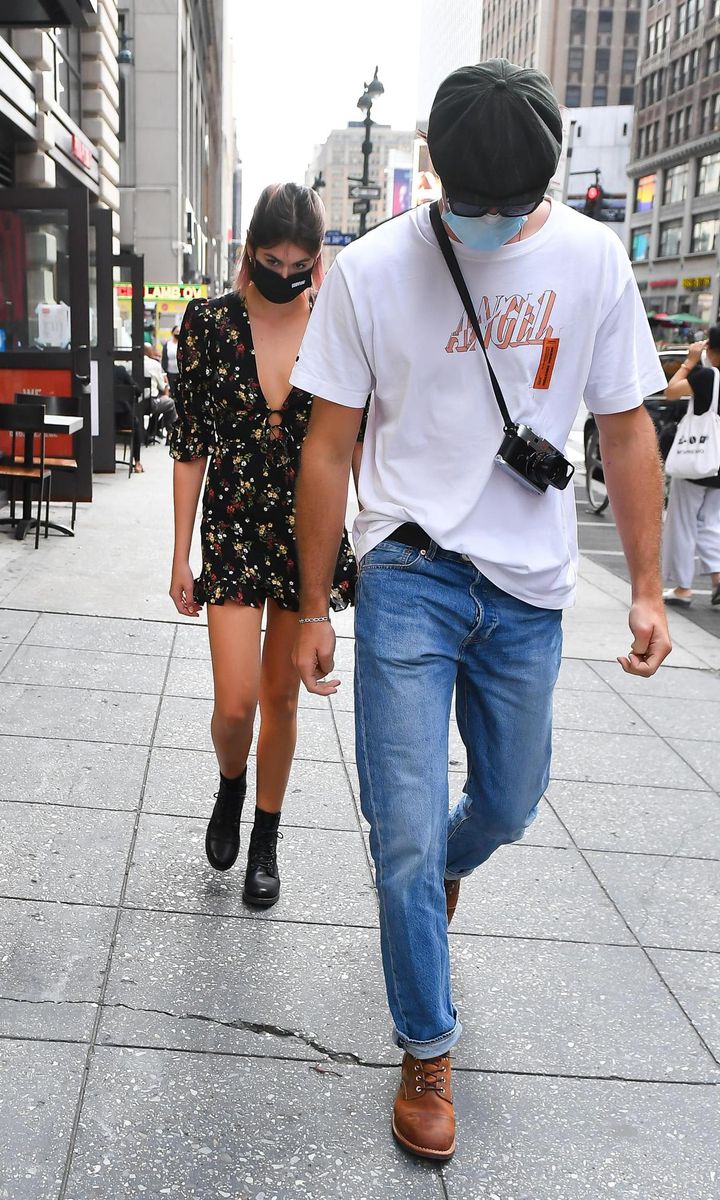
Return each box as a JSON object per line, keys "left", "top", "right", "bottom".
{"left": 617, "top": 599, "right": 672, "bottom": 677}
{"left": 293, "top": 622, "right": 340, "bottom": 695}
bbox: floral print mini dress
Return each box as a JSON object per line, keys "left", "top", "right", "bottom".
{"left": 169, "top": 293, "right": 357, "bottom": 610}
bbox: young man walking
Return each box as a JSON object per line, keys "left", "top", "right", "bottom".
{"left": 291, "top": 60, "right": 672, "bottom": 1160}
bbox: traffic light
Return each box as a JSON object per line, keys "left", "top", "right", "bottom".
{"left": 584, "top": 183, "right": 604, "bottom": 219}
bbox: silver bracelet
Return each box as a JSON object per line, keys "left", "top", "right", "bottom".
{"left": 298, "top": 615, "right": 331, "bottom": 624}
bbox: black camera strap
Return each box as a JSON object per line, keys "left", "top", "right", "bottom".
{"left": 429, "top": 200, "right": 517, "bottom": 435}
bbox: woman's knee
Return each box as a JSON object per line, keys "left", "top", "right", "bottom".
{"left": 259, "top": 685, "right": 299, "bottom": 721}
{"left": 212, "top": 696, "right": 256, "bottom": 732}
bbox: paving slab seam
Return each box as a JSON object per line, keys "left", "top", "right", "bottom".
{"left": 548, "top": 770, "right": 714, "bottom": 793}
{"left": 0, "top": 678, "right": 166, "bottom": 700}
{"left": 584, "top": 659, "right": 720, "bottom": 800}
{"left": 0, "top": 612, "right": 41, "bottom": 670}
{"left": 542, "top": 754, "right": 720, "bottom": 1072}
{"left": 55, "top": 624, "right": 178, "bottom": 1200}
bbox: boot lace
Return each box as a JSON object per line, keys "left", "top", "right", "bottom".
{"left": 248, "top": 829, "right": 283, "bottom": 873}
{"left": 411, "top": 1056, "right": 449, "bottom": 1096}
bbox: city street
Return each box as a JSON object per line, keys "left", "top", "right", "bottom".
{"left": 0, "top": 445, "right": 719, "bottom": 1199}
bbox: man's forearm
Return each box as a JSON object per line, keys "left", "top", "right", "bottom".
{"left": 296, "top": 433, "right": 350, "bottom": 614}
{"left": 599, "top": 409, "right": 664, "bottom": 599}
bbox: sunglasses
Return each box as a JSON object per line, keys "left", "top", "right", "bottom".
{"left": 445, "top": 195, "right": 545, "bottom": 219}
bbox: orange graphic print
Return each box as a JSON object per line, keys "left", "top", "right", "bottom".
{"left": 445, "top": 290, "right": 557, "bottom": 354}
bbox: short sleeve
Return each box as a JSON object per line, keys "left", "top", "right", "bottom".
{"left": 290, "top": 261, "right": 375, "bottom": 408}
{"left": 584, "top": 275, "right": 667, "bottom": 416}
{"left": 168, "top": 299, "right": 216, "bottom": 461}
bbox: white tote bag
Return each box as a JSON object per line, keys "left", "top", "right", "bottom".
{"left": 665, "top": 366, "right": 720, "bottom": 480}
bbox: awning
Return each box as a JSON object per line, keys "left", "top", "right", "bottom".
{"left": 666, "top": 312, "right": 706, "bottom": 325}
{"left": 0, "top": 0, "right": 97, "bottom": 27}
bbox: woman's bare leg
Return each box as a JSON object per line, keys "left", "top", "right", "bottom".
{"left": 255, "top": 601, "right": 302, "bottom": 814}
{"left": 207, "top": 601, "right": 264, "bottom": 777}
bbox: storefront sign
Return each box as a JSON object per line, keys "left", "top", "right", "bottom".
{"left": 114, "top": 283, "right": 208, "bottom": 302}
{"left": 650, "top": 278, "right": 678, "bottom": 288}
{"left": 71, "top": 134, "right": 94, "bottom": 171}
{"left": 683, "top": 276, "right": 711, "bottom": 291}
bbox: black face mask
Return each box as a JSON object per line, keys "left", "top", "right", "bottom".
{"left": 251, "top": 258, "right": 313, "bottom": 304}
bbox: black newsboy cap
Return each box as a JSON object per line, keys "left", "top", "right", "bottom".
{"left": 427, "top": 59, "right": 563, "bottom": 204}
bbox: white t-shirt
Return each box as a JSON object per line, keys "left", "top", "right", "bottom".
{"left": 290, "top": 200, "right": 666, "bottom": 609}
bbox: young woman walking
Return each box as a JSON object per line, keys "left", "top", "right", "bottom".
{"left": 169, "top": 183, "right": 356, "bottom": 907}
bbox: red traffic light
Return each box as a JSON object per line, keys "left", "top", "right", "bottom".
{"left": 586, "top": 185, "right": 601, "bottom": 201}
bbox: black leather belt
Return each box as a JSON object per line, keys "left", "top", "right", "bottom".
{"left": 384, "top": 522, "right": 432, "bottom": 552}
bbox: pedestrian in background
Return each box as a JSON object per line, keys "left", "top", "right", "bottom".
{"left": 662, "top": 325, "right": 720, "bottom": 608}
{"left": 168, "top": 182, "right": 356, "bottom": 908}
{"left": 161, "top": 325, "right": 180, "bottom": 397}
{"left": 144, "top": 346, "right": 177, "bottom": 440}
{"left": 291, "top": 59, "right": 671, "bottom": 1161}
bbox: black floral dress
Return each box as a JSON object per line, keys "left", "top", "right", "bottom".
{"left": 169, "top": 293, "right": 357, "bottom": 610}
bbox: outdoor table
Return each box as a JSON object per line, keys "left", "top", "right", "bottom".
{"left": 0, "top": 412, "right": 84, "bottom": 542}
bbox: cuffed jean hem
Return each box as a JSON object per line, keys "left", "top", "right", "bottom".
{"left": 392, "top": 1017, "right": 462, "bottom": 1060}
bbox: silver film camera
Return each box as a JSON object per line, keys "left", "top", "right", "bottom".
{"left": 495, "top": 424, "right": 575, "bottom": 496}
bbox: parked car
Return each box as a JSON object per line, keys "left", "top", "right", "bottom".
{"left": 583, "top": 349, "right": 688, "bottom": 513}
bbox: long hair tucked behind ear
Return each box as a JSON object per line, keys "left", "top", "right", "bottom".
{"left": 235, "top": 183, "right": 326, "bottom": 297}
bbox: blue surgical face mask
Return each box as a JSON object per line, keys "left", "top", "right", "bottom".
{"left": 441, "top": 208, "right": 528, "bottom": 251}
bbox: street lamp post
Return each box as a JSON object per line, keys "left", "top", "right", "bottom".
{"left": 355, "top": 66, "right": 384, "bottom": 237}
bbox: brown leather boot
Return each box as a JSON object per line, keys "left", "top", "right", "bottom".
{"left": 445, "top": 878, "right": 461, "bottom": 925}
{"left": 392, "top": 1052, "right": 456, "bottom": 1160}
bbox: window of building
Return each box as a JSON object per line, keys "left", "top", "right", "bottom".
{"left": 568, "top": 46, "right": 584, "bottom": 73}
{"left": 570, "top": 10, "right": 586, "bottom": 35}
{"left": 49, "top": 26, "right": 82, "bottom": 127}
{"left": 697, "top": 152, "right": 720, "bottom": 195}
{"left": 631, "top": 230, "right": 650, "bottom": 262}
{"left": 592, "top": 85, "right": 608, "bottom": 105}
{"left": 620, "top": 85, "right": 635, "bottom": 103}
{"left": 625, "top": 9, "right": 640, "bottom": 33}
{"left": 622, "top": 48, "right": 637, "bottom": 78}
{"left": 666, "top": 111, "right": 677, "bottom": 144}
{"left": 658, "top": 223, "right": 682, "bottom": 256}
{"left": 707, "top": 36, "right": 720, "bottom": 75}
{"left": 598, "top": 9, "right": 613, "bottom": 32}
{"left": 663, "top": 162, "right": 688, "bottom": 203}
{"left": 595, "top": 47, "right": 610, "bottom": 73}
{"left": 635, "top": 174, "right": 656, "bottom": 211}
{"left": 691, "top": 217, "right": 719, "bottom": 253}
{"left": 565, "top": 84, "right": 582, "bottom": 105}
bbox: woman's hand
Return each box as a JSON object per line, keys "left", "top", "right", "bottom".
{"left": 686, "top": 339, "right": 707, "bottom": 366}
{"left": 169, "top": 559, "right": 202, "bottom": 617}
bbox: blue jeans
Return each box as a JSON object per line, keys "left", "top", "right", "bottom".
{"left": 354, "top": 537, "right": 563, "bottom": 1059}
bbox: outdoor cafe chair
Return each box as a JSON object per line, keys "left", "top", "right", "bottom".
{"left": 0, "top": 401, "right": 51, "bottom": 549}
{"left": 16, "top": 393, "right": 80, "bottom": 530}
{"left": 115, "top": 382, "right": 151, "bottom": 476}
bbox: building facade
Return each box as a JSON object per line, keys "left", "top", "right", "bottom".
{"left": 118, "top": 0, "right": 234, "bottom": 296}
{"left": 626, "top": 0, "right": 720, "bottom": 322}
{"left": 0, "top": 1, "right": 119, "bottom": 214}
{"left": 480, "top": 0, "right": 642, "bottom": 108}
{"left": 306, "top": 123, "right": 416, "bottom": 264}
{"left": 416, "top": 0, "right": 482, "bottom": 127}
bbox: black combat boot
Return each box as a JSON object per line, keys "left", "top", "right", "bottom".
{"left": 243, "top": 807, "right": 282, "bottom": 908}
{"left": 205, "top": 769, "right": 247, "bottom": 871}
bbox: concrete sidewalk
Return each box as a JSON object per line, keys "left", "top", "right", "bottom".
{"left": 1, "top": 444, "right": 718, "bottom": 1200}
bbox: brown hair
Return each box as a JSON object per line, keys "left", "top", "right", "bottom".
{"left": 235, "top": 183, "right": 326, "bottom": 296}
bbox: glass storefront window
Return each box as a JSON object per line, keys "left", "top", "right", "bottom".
{"left": 696, "top": 152, "right": 720, "bottom": 196}
{"left": 691, "top": 217, "right": 719, "bottom": 253}
{"left": 635, "top": 174, "right": 656, "bottom": 212}
{"left": 0, "top": 208, "right": 71, "bottom": 352}
{"left": 663, "top": 163, "right": 688, "bottom": 204}
{"left": 631, "top": 229, "right": 651, "bottom": 262}
{"left": 658, "top": 223, "right": 682, "bottom": 256}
